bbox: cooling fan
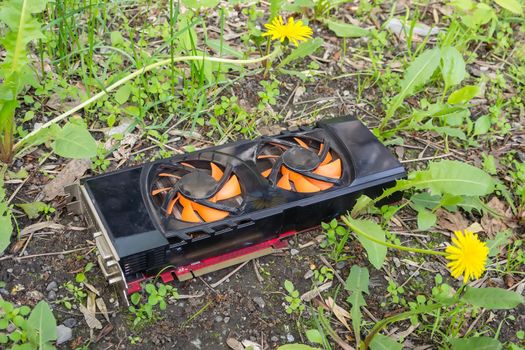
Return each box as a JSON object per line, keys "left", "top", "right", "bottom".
{"left": 67, "top": 116, "right": 406, "bottom": 300}
{"left": 149, "top": 161, "right": 242, "bottom": 223}
{"left": 257, "top": 136, "right": 343, "bottom": 192}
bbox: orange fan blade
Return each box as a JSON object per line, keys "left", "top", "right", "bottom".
{"left": 261, "top": 169, "right": 272, "bottom": 177}
{"left": 289, "top": 171, "right": 321, "bottom": 193}
{"left": 214, "top": 175, "right": 241, "bottom": 201}
{"left": 313, "top": 159, "right": 342, "bottom": 179}
{"left": 321, "top": 151, "right": 333, "bottom": 166}
{"left": 257, "top": 155, "right": 280, "bottom": 159}
{"left": 281, "top": 165, "right": 290, "bottom": 176}
{"left": 318, "top": 144, "right": 333, "bottom": 165}
{"left": 193, "top": 202, "right": 229, "bottom": 222}
{"left": 180, "top": 162, "right": 195, "bottom": 168}
{"left": 305, "top": 177, "right": 333, "bottom": 190}
{"left": 294, "top": 137, "right": 309, "bottom": 149}
{"left": 167, "top": 194, "right": 180, "bottom": 215}
{"left": 159, "top": 173, "right": 180, "bottom": 178}
{"left": 277, "top": 171, "right": 292, "bottom": 190}
{"left": 179, "top": 196, "right": 201, "bottom": 223}
{"left": 210, "top": 163, "right": 223, "bottom": 181}
{"left": 152, "top": 187, "right": 171, "bottom": 196}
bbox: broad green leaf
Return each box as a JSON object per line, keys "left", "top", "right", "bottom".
{"left": 278, "top": 38, "right": 324, "bottom": 68}
{"left": 206, "top": 39, "right": 243, "bottom": 59}
{"left": 114, "top": 84, "right": 132, "bottom": 105}
{"left": 449, "top": 336, "right": 502, "bottom": 350}
{"left": 270, "top": 0, "right": 282, "bottom": 20}
{"left": 27, "top": 301, "right": 57, "bottom": 349}
{"left": 370, "top": 334, "right": 403, "bottom": 350}
{"left": 441, "top": 46, "right": 466, "bottom": 88}
{"left": 305, "top": 329, "right": 323, "bottom": 345}
{"left": 345, "top": 265, "right": 369, "bottom": 294}
{"left": 52, "top": 122, "right": 97, "bottom": 159}
{"left": 347, "top": 291, "right": 366, "bottom": 346}
{"left": 447, "top": 85, "right": 480, "bottom": 104}
{"left": 0, "top": 216, "right": 13, "bottom": 254}
{"left": 494, "top": 0, "right": 523, "bottom": 14}
{"left": 462, "top": 287, "right": 524, "bottom": 309}
{"left": 411, "top": 192, "right": 443, "bottom": 210}
{"left": 284, "top": 280, "right": 294, "bottom": 294}
{"left": 416, "top": 160, "right": 495, "bottom": 196}
{"left": 16, "top": 201, "right": 47, "bottom": 219}
{"left": 325, "top": 20, "right": 369, "bottom": 37}
{"left": 473, "top": 115, "right": 491, "bottom": 136}
{"left": 351, "top": 195, "right": 373, "bottom": 217}
{"left": 283, "top": 0, "right": 315, "bottom": 11}
{"left": 277, "top": 345, "right": 320, "bottom": 350}
{"left": 486, "top": 230, "right": 512, "bottom": 257}
{"left": 345, "top": 217, "right": 387, "bottom": 269}
{"left": 386, "top": 47, "right": 441, "bottom": 118}
{"left": 181, "top": 0, "right": 219, "bottom": 8}
{"left": 416, "top": 208, "right": 437, "bottom": 230}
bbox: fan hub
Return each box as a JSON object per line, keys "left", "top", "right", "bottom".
{"left": 282, "top": 147, "right": 319, "bottom": 172}
{"left": 179, "top": 172, "right": 217, "bottom": 199}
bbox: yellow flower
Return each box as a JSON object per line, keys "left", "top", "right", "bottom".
{"left": 263, "top": 16, "right": 313, "bottom": 46}
{"left": 446, "top": 230, "right": 489, "bottom": 283}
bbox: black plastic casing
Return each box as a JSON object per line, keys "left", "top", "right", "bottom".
{"left": 81, "top": 116, "right": 406, "bottom": 280}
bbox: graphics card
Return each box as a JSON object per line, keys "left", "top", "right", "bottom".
{"left": 66, "top": 116, "right": 405, "bottom": 301}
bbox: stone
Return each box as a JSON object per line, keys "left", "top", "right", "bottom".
{"left": 63, "top": 318, "right": 77, "bottom": 328}
{"left": 335, "top": 261, "right": 346, "bottom": 269}
{"left": 224, "top": 316, "right": 230, "bottom": 324}
{"left": 56, "top": 325, "right": 72, "bottom": 345}
{"left": 271, "top": 336, "right": 279, "bottom": 342}
{"left": 47, "top": 290, "right": 56, "bottom": 300}
{"left": 286, "top": 334, "right": 295, "bottom": 342}
{"left": 304, "top": 270, "right": 314, "bottom": 279}
{"left": 46, "top": 281, "right": 58, "bottom": 291}
{"left": 290, "top": 249, "right": 299, "bottom": 256}
{"left": 214, "top": 315, "right": 223, "bottom": 323}
{"left": 253, "top": 296, "right": 265, "bottom": 309}
{"left": 0, "top": 288, "right": 8, "bottom": 296}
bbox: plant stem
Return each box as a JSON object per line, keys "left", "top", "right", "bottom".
{"left": 362, "top": 303, "right": 443, "bottom": 349}
{"left": 15, "top": 48, "right": 282, "bottom": 152}
{"left": 341, "top": 216, "right": 447, "bottom": 257}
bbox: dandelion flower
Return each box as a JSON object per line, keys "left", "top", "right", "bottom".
{"left": 446, "top": 230, "right": 489, "bottom": 283}
{"left": 263, "top": 16, "right": 313, "bottom": 46}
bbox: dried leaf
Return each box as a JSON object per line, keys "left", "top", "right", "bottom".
{"left": 84, "top": 282, "right": 100, "bottom": 296}
{"left": 42, "top": 159, "right": 91, "bottom": 200}
{"left": 437, "top": 209, "right": 469, "bottom": 232}
{"left": 96, "top": 298, "right": 110, "bottom": 322}
{"left": 301, "top": 281, "right": 332, "bottom": 302}
{"left": 79, "top": 304, "right": 102, "bottom": 330}
{"left": 326, "top": 297, "right": 351, "bottom": 331}
{"left": 226, "top": 337, "right": 244, "bottom": 350}
{"left": 20, "top": 221, "right": 65, "bottom": 236}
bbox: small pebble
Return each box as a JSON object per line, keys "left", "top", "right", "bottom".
{"left": 290, "top": 249, "right": 299, "bottom": 256}
{"left": 286, "top": 334, "right": 295, "bottom": 342}
{"left": 224, "top": 316, "right": 230, "bottom": 324}
{"left": 6, "top": 268, "right": 13, "bottom": 273}
{"left": 304, "top": 270, "right": 314, "bottom": 279}
{"left": 46, "top": 281, "right": 58, "bottom": 291}
{"left": 56, "top": 325, "right": 72, "bottom": 345}
{"left": 0, "top": 288, "right": 8, "bottom": 296}
{"left": 253, "top": 296, "right": 266, "bottom": 309}
{"left": 335, "top": 261, "right": 346, "bottom": 269}
{"left": 271, "top": 336, "right": 279, "bottom": 342}
{"left": 47, "top": 291, "right": 56, "bottom": 300}
{"left": 63, "top": 318, "right": 77, "bottom": 328}
{"left": 215, "top": 315, "right": 223, "bottom": 323}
